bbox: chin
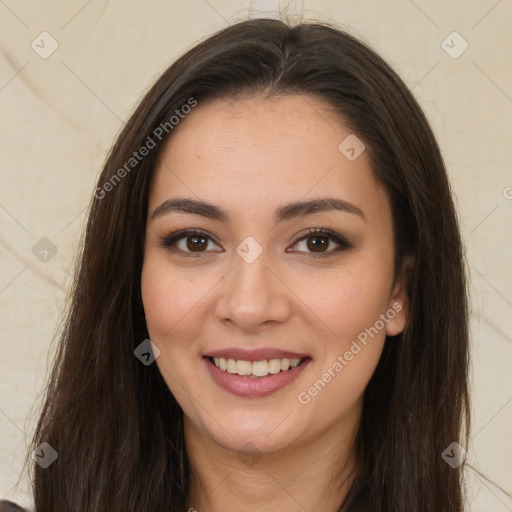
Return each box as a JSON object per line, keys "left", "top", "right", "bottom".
{"left": 191, "top": 406, "right": 303, "bottom": 454}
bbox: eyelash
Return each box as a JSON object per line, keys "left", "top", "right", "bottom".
{"left": 158, "top": 227, "right": 352, "bottom": 259}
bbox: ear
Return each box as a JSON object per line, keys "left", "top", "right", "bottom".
{"left": 385, "top": 254, "right": 415, "bottom": 337}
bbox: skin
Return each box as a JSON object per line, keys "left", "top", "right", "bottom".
{"left": 141, "top": 94, "right": 411, "bottom": 511}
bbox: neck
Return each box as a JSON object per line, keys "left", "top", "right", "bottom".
{"left": 184, "top": 416, "right": 360, "bottom": 512}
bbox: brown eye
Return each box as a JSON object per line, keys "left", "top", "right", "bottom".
{"left": 185, "top": 234, "right": 209, "bottom": 252}
{"left": 288, "top": 228, "right": 352, "bottom": 258}
{"left": 304, "top": 235, "right": 330, "bottom": 253}
{"left": 159, "top": 229, "right": 222, "bottom": 257}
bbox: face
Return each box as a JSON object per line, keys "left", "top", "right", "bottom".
{"left": 141, "top": 94, "right": 409, "bottom": 457}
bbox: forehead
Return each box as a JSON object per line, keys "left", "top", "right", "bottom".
{"left": 148, "top": 95, "right": 389, "bottom": 224}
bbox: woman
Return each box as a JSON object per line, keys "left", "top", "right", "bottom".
{"left": 20, "top": 17, "right": 469, "bottom": 511}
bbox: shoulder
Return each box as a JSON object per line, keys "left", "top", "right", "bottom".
{"left": 0, "top": 501, "right": 30, "bottom": 512}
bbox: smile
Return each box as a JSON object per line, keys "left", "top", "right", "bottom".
{"left": 210, "top": 356, "right": 304, "bottom": 378}
{"left": 204, "top": 354, "right": 311, "bottom": 398}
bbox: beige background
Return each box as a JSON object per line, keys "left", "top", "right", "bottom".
{"left": 0, "top": 0, "right": 511, "bottom": 510}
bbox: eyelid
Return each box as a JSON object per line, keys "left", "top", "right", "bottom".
{"left": 289, "top": 227, "right": 351, "bottom": 246}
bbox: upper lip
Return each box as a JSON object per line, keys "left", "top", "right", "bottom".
{"left": 204, "top": 348, "right": 310, "bottom": 362}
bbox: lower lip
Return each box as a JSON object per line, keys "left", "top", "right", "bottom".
{"left": 204, "top": 357, "right": 311, "bottom": 398}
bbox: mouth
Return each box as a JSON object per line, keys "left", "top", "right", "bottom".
{"left": 207, "top": 356, "right": 307, "bottom": 378}
{"left": 203, "top": 352, "right": 311, "bottom": 398}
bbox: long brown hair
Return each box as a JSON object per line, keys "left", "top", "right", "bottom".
{"left": 28, "top": 17, "right": 470, "bottom": 511}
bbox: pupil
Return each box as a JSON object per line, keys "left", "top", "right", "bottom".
{"left": 307, "top": 236, "right": 327, "bottom": 252}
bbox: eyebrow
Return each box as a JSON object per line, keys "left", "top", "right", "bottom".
{"left": 150, "top": 196, "right": 366, "bottom": 223}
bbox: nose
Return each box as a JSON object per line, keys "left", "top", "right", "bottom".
{"left": 214, "top": 247, "right": 293, "bottom": 333}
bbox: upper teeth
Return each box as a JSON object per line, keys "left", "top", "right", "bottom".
{"left": 212, "top": 357, "right": 303, "bottom": 377}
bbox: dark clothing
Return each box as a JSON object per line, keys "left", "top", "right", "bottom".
{"left": 0, "top": 501, "right": 29, "bottom": 512}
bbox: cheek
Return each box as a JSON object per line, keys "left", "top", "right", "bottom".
{"left": 293, "top": 265, "right": 392, "bottom": 345}
{"left": 140, "top": 256, "right": 214, "bottom": 352}
{"left": 294, "top": 272, "right": 391, "bottom": 419}
{"left": 140, "top": 257, "right": 215, "bottom": 407}
{"left": 292, "top": 262, "right": 393, "bottom": 404}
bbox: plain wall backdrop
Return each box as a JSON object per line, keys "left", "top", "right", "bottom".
{"left": 0, "top": 0, "right": 511, "bottom": 510}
